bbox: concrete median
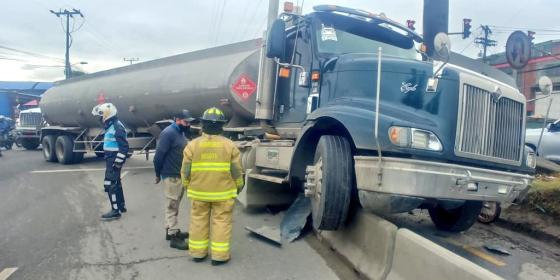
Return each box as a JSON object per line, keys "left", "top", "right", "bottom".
{"left": 386, "top": 228, "right": 502, "bottom": 280}
{"left": 320, "top": 211, "right": 397, "bottom": 280}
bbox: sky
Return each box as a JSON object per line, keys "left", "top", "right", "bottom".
{"left": 1, "top": 0, "right": 558, "bottom": 82}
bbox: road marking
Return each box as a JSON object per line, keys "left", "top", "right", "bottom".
{"left": 0, "top": 267, "right": 18, "bottom": 280}
{"left": 462, "top": 245, "right": 507, "bottom": 267}
{"left": 30, "top": 166, "right": 152, "bottom": 174}
{"left": 121, "top": 171, "right": 129, "bottom": 178}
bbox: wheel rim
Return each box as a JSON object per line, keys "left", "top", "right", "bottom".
{"left": 305, "top": 157, "right": 323, "bottom": 222}
{"left": 478, "top": 202, "right": 498, "bottom": 223}
{"left": 43, "top": 141, "right": 51, "bottom": 158}
{"left": 55, "top": 140, "right": 64, "bottom": 161}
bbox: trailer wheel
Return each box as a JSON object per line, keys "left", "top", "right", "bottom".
{"left": 21, "top": 139, "right": 40, "bottom": 150}
{"left": 428, "top": 201, "right": 483, "bottom": 232}
{"left": 306, "top": 135, "right": 353, "bottom": 231}
{"left": 55, "top": 135, "right": 75, "bottom": 165}
{"left": 42, "top": 135, "right": 58, "bottom": 162}
{"left": 73, "top": 152, "right": 84, "bottom": 163}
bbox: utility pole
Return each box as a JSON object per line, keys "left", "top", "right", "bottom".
{"left": 50, "top": 9, "right": 84, "bottom": 79}
{"left": 475, "top": 25, "right": 497, "bottom": 63}
{"left": 123, "top": 57, "right": 139, "bottom": 65}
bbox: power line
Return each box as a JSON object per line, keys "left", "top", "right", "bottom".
{"left": 50, "top": 8, "right": 84, "bottom": 79}
{"left": 213, "top": 0, "right": 227, "bottom": 45}
{"left": 0, "top": 45, "right": 63, "bottom": 62}
{"left": 489, "top": 25, "right": 560, "bottom": 33}
{"left": 475, "top": 25, "right": 497, "bottom": 62}
{"left": 123, "top": 57, "right": 139, "bottom": 65}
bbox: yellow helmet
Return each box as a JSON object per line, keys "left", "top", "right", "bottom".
{"left": 201, "top": 107, "right": 227, "bottom": 123}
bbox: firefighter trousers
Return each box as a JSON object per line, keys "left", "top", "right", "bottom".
{"left": 188, "top": 199, "right": 235, "bottom": 261}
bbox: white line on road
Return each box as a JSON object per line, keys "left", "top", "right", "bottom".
{"left": 0, "top": 267, "right": 18, "bottom": 280}
{"left": 121, "top": 171, "right": 129, "bottom": 178}
{"left": 30, "top": 166, "right": 152, "bottom": 174}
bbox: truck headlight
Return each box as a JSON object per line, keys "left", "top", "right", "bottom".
{"left": 526, "top": 151, "right": 537, "bottom": 169}
{"left": 388, "top": 126, "right": 443, "bottom": 152}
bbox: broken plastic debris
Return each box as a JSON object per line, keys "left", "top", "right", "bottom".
{"left": 245, "top": 226, "right": 282, "bottom": 246}
{"left": 280, "top": 195, "right": 312, "bottom": 243}
{"left": 484, "top": 244, "right": 511, "bottom": 255}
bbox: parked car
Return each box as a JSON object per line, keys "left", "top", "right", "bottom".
{"left": 526, "top": 119, "right": 560, "bottom": 163}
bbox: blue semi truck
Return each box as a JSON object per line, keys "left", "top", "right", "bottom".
{"left": 40, "top": 5, "right": 535, "bottom": 232}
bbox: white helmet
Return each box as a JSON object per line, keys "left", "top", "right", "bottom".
{"left": 92, "top": 103, "right": 118, "bottom": 122}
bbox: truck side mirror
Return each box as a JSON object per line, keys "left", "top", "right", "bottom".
{"left": 266, "top": 19, "right": 286, "bottom": 60}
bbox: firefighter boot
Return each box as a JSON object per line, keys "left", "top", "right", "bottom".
{"left": 169, "top": 233, "right": 188, "bottom": 250}
{"left": 101, "top": 209, "right": 121, "bottom": 220}
{"left": 211, "top": 259, "right": 230, "bottom": 266}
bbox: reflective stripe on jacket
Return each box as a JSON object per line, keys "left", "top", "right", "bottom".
{"left": 103, "top": 118, "right": 129, "bottom": 158}
{"left": 181, "top": 134, "right": 244, "bottom": 202}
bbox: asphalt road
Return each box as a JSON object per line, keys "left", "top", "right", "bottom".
{"left": 0, "top": 149, "right": 350, "bottom": 280}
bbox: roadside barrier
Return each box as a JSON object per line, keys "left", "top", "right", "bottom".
{"left": 321, "top": 211, "right": 503, "bottom": 280}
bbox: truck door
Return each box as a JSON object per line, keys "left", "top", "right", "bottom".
{"left": 276, "top": 26, "right": 313, "bottom": 124}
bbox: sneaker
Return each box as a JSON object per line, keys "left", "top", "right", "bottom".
{"left": 211, "top": 259, "right": 230, "bottom": 266}
{"left": 101, "top": 209, "right": 121, "bottom": 220}
{"left": 119, "top": 205, "right": 127, "bottom": 213}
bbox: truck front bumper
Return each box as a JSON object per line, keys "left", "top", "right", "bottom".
{"left": 354, "top": 156, "right": 532, "bottom": 212}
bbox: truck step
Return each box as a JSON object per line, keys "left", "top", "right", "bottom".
{"left": 247, "top": 173, "right": 287, "bottom": 184}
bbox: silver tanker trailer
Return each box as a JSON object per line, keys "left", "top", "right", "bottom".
{"left": 40, "top": 5, "right": 534, "bottom": 232}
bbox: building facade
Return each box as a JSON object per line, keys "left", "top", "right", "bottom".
{"left": 487, "top": 40, "right": 560, "bottom": 119}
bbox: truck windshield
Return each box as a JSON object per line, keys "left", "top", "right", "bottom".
{"left": 313, "top": 12, "right": 418, "bottom": 60}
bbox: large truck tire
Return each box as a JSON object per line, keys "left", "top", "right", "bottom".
{"left": 55, "top": 135, "right": 75, "bottom": 165}
{"left": 73, "top": 151, "right": 85, "bottom": 163}
{"left": 308, "top": 135, "right": 353, "bottom": 231}
{"left": 42, "top": 135, "right": 58, "bottom": 162}
{"left": 428, "top": 200, "right": 483, "bottom": 232}
{"left": 21, "top": 139, "right": 40, "bottom": 150}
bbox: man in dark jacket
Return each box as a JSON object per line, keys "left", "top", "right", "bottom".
{"left": 92, "top": 103, "right": 129, "bottom": 220}
{"left": 153, "top": 110, "right": 194, "bottom": 250}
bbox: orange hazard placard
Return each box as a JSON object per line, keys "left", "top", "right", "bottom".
{"left": 231, "top": 74, "right": 257, "bottom": 101}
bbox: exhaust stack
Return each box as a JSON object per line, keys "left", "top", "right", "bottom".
{"left": 423, "top": 0, "right": 449, "bottom": 58}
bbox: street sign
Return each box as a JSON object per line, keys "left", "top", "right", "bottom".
{"left": 231, "top": 74, "right": 257, "bottom": 101}
{"left": 505, "top": 31, "right": 531, "bottom": 69}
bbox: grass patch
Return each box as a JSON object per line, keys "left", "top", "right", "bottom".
{"left": 525, "top": 174, "right": 560, "bottom": 219}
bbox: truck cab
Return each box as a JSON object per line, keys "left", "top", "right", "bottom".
{"left": 242, "top": 5, "right": 535, "bottom": 232}
{"left": 15, "top": 107, "right": 43, "bottom": 150}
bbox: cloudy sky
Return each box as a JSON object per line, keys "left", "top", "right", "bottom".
{"left": 1, "top": 0, "right": 558, "bottom": 81}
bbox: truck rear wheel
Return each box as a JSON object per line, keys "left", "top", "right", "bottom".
{"left": 428, "top": 201, "right": 483, "bottom": 232}
{"left": 55, "top": 135, "right": 75, "bottom": 164}
{"left": 21, "top": 139, "right": 40, "bottom": 150}
{"left": 306, "top": 135, "right": 353, "bottom": 231}
{"left": 42, "top": 135, "right": 58, "bottom": 162}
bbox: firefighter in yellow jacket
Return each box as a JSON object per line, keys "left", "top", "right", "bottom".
{"left": 181, "top": 107, "right": 244, "bottom": 265}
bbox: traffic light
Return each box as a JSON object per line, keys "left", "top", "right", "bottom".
{"left": 406, "top": 20, "right": 416, "bottom": 31}
{"left": 528, "top": 30, "right": 535, "bottom": 44}
{"left": 462, "top": 18, "right": 472, "bottom": 39}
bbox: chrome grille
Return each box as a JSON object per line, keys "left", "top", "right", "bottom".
{"left": 456, "top": 84, "right": 524, "bottom": 164}
{"left": 20, "top": 112, "right": 43, "bottom": 127}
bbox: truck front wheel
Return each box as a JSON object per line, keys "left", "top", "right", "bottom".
{"left": 305, "top": 135, "right": 353, "bottom": 231}
{"left": 428, "top": 201, "right": 483, "bottom": 232}
{"left": 42, "top": 135, "right": 58, "bottom": 162}
{"left": 55, "top": 135, "right": 75, "bottom": 165}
